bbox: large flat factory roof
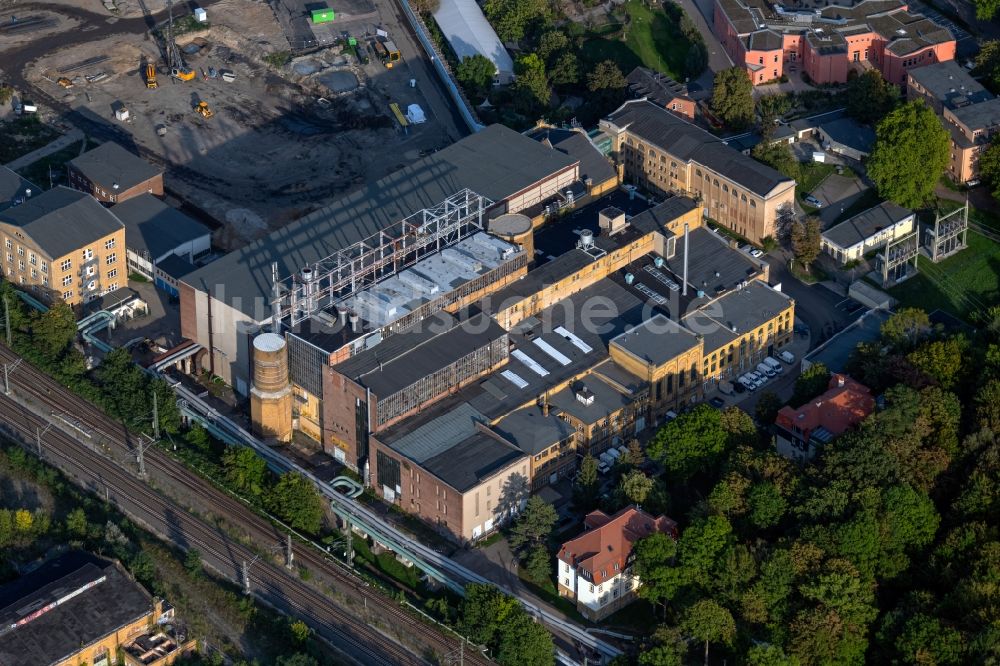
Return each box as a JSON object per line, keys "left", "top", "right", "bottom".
{"left": 681, "top": 280, "right": 793, "bottom": 352}
{"left": 610, "top": 314, "right": 702, "bottom": 366}
{"left": 289, "top": 232, "right": 519, "bottom": 353}
{"left": 182, "top": 124, "right": 577, "bottom": 318}
{"left": 337, "top": 312, "right": 507, "bottom": 398}
{"left": 379, "top": 402, "right": 525, "bottom": 492}
{"left": 467, "top": 279, "right": 646, "bottom": 420}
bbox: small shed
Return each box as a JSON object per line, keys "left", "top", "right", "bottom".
{"left": 311, "top": 8, "right": 335, "bottom": 23}
{"left": 193, "top": 6, "right": 207, "bottom": 21}
{"left": 406, "top": 104, "right": 425, "bottom": 124}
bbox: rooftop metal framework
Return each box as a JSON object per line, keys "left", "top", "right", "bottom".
{"left": 877, "top": 229, "right": 919, "bottom": 287}
{"left": 272, "top": 189, "right": 493, "bottom": 327}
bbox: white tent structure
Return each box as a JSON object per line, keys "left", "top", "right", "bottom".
{"left": 433, "top": 0, "right": 514, "bottom": 85}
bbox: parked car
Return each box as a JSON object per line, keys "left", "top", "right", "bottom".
{"left": 780, "top": 350, "right": 796, "bottom": 364}
{"left": 804, "top": 195, "right": 824, "bottom": 208}
{"left": 749, "top": 248, "right": 764, "bottom": 258}
{"left": 665, "top": 410, "right": 678, "bottom": 422}
{"left": 764, "top": 357, "right": 783, "bottom": 372}
{"left": 709, "top": 396, "right": 726, "bottom": 408}
{"left": 597, "top": 461, "right": 610, "bottom": 475}
{"left": 757, "top": 362, "right": 777, "bottom": 378}
{"left": 738, "top": 377, "right": 756, "bottom": 392}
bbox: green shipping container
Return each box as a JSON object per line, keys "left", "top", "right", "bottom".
{"left": 311, "top": 9, "right": 335, "bottom": 23}
{"left": 348, "top": 37, "right": 357, "bottom": 46}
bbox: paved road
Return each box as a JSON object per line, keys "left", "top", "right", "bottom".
{"left": 677, "top": 0, "right": 732, "bottom": 98}
{"left": 767, "top": 251, "right": 857, "bottom": 348}
{"left": 4, "top": 128, "right": 83, "bottom": 170}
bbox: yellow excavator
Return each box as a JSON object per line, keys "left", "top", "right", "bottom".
{"left": 145, "top": 63, "right": 158, "bottom": 89}
{"left": 194, "top": 100, "right": 214, "bottom": 119}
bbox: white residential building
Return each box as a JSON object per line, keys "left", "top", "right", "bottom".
{"left": 557, "top": 506, "right": 676, "bottom": 621}
{"left": 821, "top": 201, "right": 916, "bottom": 264}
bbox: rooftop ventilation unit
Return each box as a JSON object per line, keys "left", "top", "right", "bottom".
{"left": 576, "top": 386, "right": 596, "bottom": 406}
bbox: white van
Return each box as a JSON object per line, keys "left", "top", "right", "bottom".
{"left": 757, "top": 362, "right": 776, "bottom": 378}
{"left": 780, "top": 350, "right": 795, "bottom": 364}
{"left": 597, "top": 461, "right": 610, "bottom": 475}
{"left": 764, "top": 357, "right": 782, "bottom": 372}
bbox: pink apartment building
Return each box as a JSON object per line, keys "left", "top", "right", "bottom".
{"left": 714, "top": 0, "right": 955, "bottom": 86}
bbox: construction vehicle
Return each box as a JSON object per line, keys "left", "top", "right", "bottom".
{"left": 57, "top": 77, "right": 74, "bottom": 89}
{"left": 165, "top": 0, "right": 196, "bottom": 81}
{"left": 145, "top": 63, "right": 158, "bottom": 89}
{"left": 194, "top": 100, "right": 214, "bottom": 119}
{"left": 372, "top": 38, "right": 401, "bottom": 68}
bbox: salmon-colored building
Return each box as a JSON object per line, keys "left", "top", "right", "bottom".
{"left": 714, "top": 0, "right": 955, "bottom": 86}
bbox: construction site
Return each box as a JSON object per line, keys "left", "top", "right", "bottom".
{"left": 2, "top": 0, "right": 460, "bottom": 249}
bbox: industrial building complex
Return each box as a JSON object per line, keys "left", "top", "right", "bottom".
{"left": 172, "top": 124, "right": 795, "bottom": 540}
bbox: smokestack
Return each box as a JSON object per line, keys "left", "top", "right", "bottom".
{"left": 349, "top": 311, "right": 359, "bottom": 333}
{"left": 682, "top": 223, "right": 690, "bottom": 297}
{"left": 541, "top": 394, "right": 550, "bottom": 416}
{"left": 271, "top": 262, "right": 281, "bottom": 333}
{"left": 338, "top": 306, "right": 348, "bottom": 327}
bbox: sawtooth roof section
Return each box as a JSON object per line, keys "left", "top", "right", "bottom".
{"left": 182, "top": 124, "right": 577, "bottom": 319}
{"left": 433, "top": 0, "right": 514, "bottom": 79}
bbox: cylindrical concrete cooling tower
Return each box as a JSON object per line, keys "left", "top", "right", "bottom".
{"left": 250, "top": 332, "right": 293, "bottom": 443}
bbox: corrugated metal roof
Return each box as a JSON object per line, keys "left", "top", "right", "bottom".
{"left": 433, "top": 0, "right": 513, "bottom": 79}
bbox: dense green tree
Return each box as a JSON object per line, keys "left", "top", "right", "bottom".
{"left": 894, "top": 613, "right": 965, "bottom": 664}
{"left": 537, "top": 31, "right": 569, "bottom": 62}
{"left": 495, "top": 610, "right": 554, "bottom": 666}
{"left": 868, "top": 100, "right": 950, "bottom": 208}
{"left": 757, "top": 93, "right": 793, "bottom": 127}
{"left": 184, "top": 548, "right": 203, "bottom": 576}
{"left": 685, "top": 42, "right": 709, "bottom": 79}
{"left": 747, "top": 482, "right": 787, "bottom": 529}
{"left": 639, "top": 626, "right": 686, "bottom": 665}
{"left": 0, "top": 279, "right": 30, "bottom": 335}
{"left": 755, "top": 391, "right": 783, "bottom": 425}
{"left": 976, "top": 0, "right": 1000, "bottom": 20}
{"left": 881, "top": 307, "right": 932, "bottom": 350}
{"left": 720, "top": 406, "right": 758, "bottom": 448}
{"left": 456, "top": 55, "right": 496, "bottom": 100}
{"left": 288, "top": 618, "right": 310, "bottom": 645}
{"left": 845, "top": 70, "right": 899, "bottom": 125}
{"left": 752, "top": 141, "right": 801, "bottom": 182}
{"left": 65, "top": 507, "right": 88, "bottom": 537}
{"left": 573, "top": 454, "right": 600, "bottom": 510}
{"left": 548, "top": 52, "right": 579, "bottom": 87}
{"left": 275, "top": 655, "right": 319, "bottom": 666}
{"left": 620, "top": 469, "right": 654, "bottom": 505}
{"left": 708, "top": 472, "right": 750, "bottom": 518}
{"left": 524, "top": 543, "right": 551, "bottom": 583}
{"left": 791, "top": 362, "right": 830, "bottom": 405}
{"left": 32, "top": 301, "right": 77, "bottom": 362}
{"left": 979, "top": 137, "right": 1000, "bottom": 200}
{"left": 482, "top": 0, "right": 548, "bottom": 42}
{"left": 513, "top": 54, "right": 550, "bottom": 113}
{"left": 648, "top": 405, "right": 729, "bottom": 481}
{"left": 268, "top": 472, "right": 325, "bottom": 534}
{"left": 974, "top": 380, "right": 1000, "bottom": 432}
{"left": 747, "top": 645, "right": 801, "bottom": 666}
{"left": 509, "top": 495, "right": 557, "bottom": 552}
{"left": 586, "top": 60, "right": 627, "bottom": 109}
{"left": 790, "top": 217, "right": 821, "bottom": 273}
{"left": 906, "top": 336, "right": 967, "bottom": 390}
{"left": 712, "top": 67, "right": 754, "bottom": 129}
{"left": 633, "top": 532, "right": 682, "bottom": 606}
{"left": 976, "top": 40, "right": 1000, "bottom": 90}
{"left": 682, "top": 599, "right": 736, "bottom": 665}
{"left": 621, "top": 439, "right": 646, "bottom": 468}
{"left": 222, "top": 446, "right": 269, "bottom": 498}
{"left": 678, "top": 515, "right": 733, "bottom": 590}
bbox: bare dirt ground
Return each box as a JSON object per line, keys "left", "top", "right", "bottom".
{"left": 0, "top": 9, "right": 81, "bottom": 51}
{"left": 5, "top": 0, "right": 457, "bottom": 249}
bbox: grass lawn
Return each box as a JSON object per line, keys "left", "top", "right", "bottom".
{"left": 890, "top": 231, "right": 1000, "bottom": 320}
{"left": 0, "top": 116, "right": 61, "bottom": 164}
{"left": 15, "top": 137, "right": 94, "bottom": 190}
{"left": 581, "top": 0, "right": 691, "bottom": 80}
{"left": 798, "top": 162, "right": 835, "bottom": 195}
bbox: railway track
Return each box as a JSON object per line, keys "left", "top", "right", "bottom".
{"left": 0, "top": 345, "right": 486, "bottom": 666}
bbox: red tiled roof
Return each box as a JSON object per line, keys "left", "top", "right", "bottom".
{"left": 775, "top": 373, "right": 874, "bottom": 440}
{"left": 557, "top": 506, "right": 677, "bottom": 585}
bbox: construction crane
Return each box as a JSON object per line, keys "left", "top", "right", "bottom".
{"left": 166, "top": 0, "right": 196, "bottom": 81}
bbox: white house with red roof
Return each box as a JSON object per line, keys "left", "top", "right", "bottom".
{"left": 556, "top": 506, "right": 677, "bottom": 620}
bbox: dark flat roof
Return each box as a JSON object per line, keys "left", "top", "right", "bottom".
{"left": 549, "top": 374, "right": 636, "bottom": 425}
{"left": 182, "top": 125, "right": 577, "bottom": 319}
{"left": 487, "top": 249, "right": 593, "bottom": 305}
{"left": 528, "top": 127, "right": 617, "bottom": 187}
{"left": 68, "top": 142, "right": 162, "bottom": 190}
{"left": 604, "top": 100, "right": 793, "bottom": 197}
{"left": 818, "top": 117, "right": 875, "bottom": 154}
{"left": 611, "top": 314, "right": 701, "bottom": 366}
{"left": 494, "top": 404, "right": 576, "bottom": 455}
{"left": 682, "top": 279, "right": 793, "bottom": 348}
{"left": 0, "top": 186, "right": 124, "bottom": 259}
{"left": 823, "top": 201, "right": 913, "bottom": 249}
{"left": 343, "top": 312, "right": 507, "bottom": 397}
{"left": 908, "top": 60, "right": 992, "bottom": 108}
{"left": 627, "top": 67, "right": 691, "bottom": 107}
{"left": 950, "top": 97, "right": 1000, "bottom": 132}
{"left": 805, "top": 308, "right": 891, "bottom": 372}
{"left": 0, "top": 167, "right": 38, "bottom": 212}
{"left": 156, "top": 253, "right": 197, "bottom": 279}
{"left": 0, "top": 551, "right": 151, "bottom": 666}
{"left": 112, "top": 193, "right": 209, "bottom": 259}
{"left": 378, "top": 401, "right": 525, "bottom": 492}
